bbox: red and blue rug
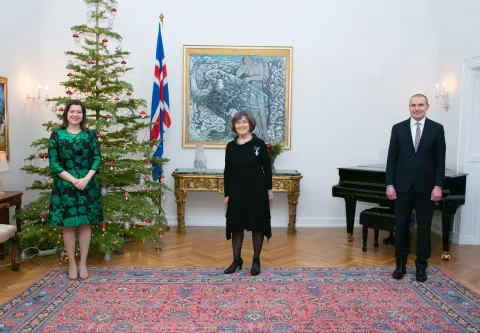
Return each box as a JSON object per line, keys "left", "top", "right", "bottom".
{"left": 0, "top": 266, "right": 478, "bottom": 332}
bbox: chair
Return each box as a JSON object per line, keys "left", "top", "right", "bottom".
{"left": 0, "top": 203, "right": 19, "bottom": 271}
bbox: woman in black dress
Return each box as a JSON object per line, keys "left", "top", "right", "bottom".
{"left": 223, "top": 110, "right": 273, "bottom": 276}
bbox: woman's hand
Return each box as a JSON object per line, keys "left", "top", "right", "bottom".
{"left": 268, "top": 189, "right": 273, "bottom": 207}
{"left": 224, "top": 196, "right": 229, "bottom": 206}
{"left": 75, "top": 177, "right": 90, "bottom": 191}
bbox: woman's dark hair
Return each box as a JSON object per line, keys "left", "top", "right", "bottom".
{"left": 231, "top": 110, "right": 256, "bottom": 133}
{"left": 61, "top": 100, "right": 87, "bottom": 131}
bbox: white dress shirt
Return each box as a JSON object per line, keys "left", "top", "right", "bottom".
{"left": 410, "top": 116, "right": 425, "bottom": 145}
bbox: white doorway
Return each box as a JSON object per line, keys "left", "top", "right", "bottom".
{"left": 457, "top": 55, "right": 480, "bottom": 245}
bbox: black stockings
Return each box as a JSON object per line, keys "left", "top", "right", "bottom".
{"left": 230, "top": 230, "right": 264, "bottom": 260}
{"left": 252, "top": 230, "right": 264, "bottom": 260}
{"left": 231, "top": 230, "right": 244, "bottom": 260}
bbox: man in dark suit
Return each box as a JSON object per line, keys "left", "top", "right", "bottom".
{"left": 386, "top": 93, "right": 446, "bottom": 282}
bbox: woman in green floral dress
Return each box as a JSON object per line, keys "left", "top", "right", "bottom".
{"left": 48, "top": 100, "right": 103, "bottom": 280}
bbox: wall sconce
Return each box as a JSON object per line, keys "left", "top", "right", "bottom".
{"left": 25, "top": 72, "right": 48, "bottom": 106}
{"left": 436, "top": 83, "right": 449, "bottom": 111}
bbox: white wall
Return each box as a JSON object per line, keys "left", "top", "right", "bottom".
{"left": 0, "top": 2, "right": 49, "bottom": 203}
{"left": 434, "top": 0, "right": 480, "bottom": 243}
{"left": 4, "top": 0, "right": 459, "bottom": 232}
{"left": 435, "top": 0, "right": 480, "bottom": 170}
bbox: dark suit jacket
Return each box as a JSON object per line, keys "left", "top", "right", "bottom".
{"left": 386, "top": 117, "right": 446, "bottom": 193}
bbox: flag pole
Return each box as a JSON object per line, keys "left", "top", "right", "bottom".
{"left": 157, "top": 12, "right": 170, "bottom": 232}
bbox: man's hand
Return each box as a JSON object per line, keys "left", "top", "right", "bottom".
{"left": 224, "top": 196, "right": 229, "bottom": 206}
{"left": 431, "top": 186, "right": 442, "bottom": 201}
{"left": 386, "top": 186, "right": 397, "bottom": 200}
{"left": 75, "top": 178, "right": 90, "bottom": 191}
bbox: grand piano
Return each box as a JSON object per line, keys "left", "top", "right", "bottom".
{"left": 332, "top": 164, "right": 467, "bottom": 260}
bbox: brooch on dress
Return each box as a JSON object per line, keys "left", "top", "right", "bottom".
{"left": 254, "top": 146, "right": 260, "bottom": 156}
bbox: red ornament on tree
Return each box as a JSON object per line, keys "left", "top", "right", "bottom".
{"left": 126, "top": 92, "right": 132, "bottom": 96}
{"left": 140, "top": 111, "right": 147, "bottom": 118}
{"left": 124, "top": 191, "right": 129, "bottom": 200}
{"left": 114, "top": 97, "right": 119, "bottom": 101}
{"left": 145, "top": 161, "right": 152, "bottom": 168}
{"left": 72, "top": 33, "right": 80, "bottom": 43}
{"left": 102, "top": 38, "right": 108, "bottom": 44}
{"left": 111, "top": 8, "right": 117, "bottom": 17}
{"left": 101, "top": 223, "right": 106, "bottom": 232}
{"left": 66, "top": 90, "right": 73, "bottom": 95}
{"left": 109, "top": 161, "right": 115, "bottom": 170}
{"left": 155, "top": 246, "right": 161, "bottom": 253}
{"left": 145, "top": 219, "right": 151, "bottom": 225}
{"left": 40, "top": 212, "right": 46, "bottom": 222}
{"left": 97, "top": 133, "right": 103, "bottom": 141}
{"left": 67, "top": 73, "right": 73, "bottom": 77}
{"left": 105, "top": 114, "right": 112, "bottom": 122}
{"left": 121, "top": 60, "right": 127, "bottom": 68}
{"left": 158, "top": 231, "right": 164, "bottom": 238}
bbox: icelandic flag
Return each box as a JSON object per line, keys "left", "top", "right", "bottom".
{"left": 150, "top": 20, "right": 171, "bottom": 181}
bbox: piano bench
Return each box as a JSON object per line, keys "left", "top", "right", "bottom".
{"left": 359, "top": 208, "right": 395, "bottom": 252}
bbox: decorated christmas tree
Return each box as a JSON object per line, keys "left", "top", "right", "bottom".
{"left": 16, "top": 0, "right": 170, "bottom": 261}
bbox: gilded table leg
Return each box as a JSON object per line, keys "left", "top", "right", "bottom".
{"left": 287, "top": 190, "right": 300, "bottom": 235}
{"left": 174, "top": 189, "right": 187, "bottom": 234}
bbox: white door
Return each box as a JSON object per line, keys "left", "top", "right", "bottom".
{"left": 459, "top": 66, "right": 480, "bottom": 245}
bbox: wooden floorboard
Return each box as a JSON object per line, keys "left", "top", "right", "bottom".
{"left": 1, "top": 227, "right": 479, "bottom": 304}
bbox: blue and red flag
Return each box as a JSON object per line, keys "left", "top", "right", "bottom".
{"left": 150, "top": 19, "right": 171, "bottom": 181}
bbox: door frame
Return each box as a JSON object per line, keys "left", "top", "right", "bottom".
{"left": 456, "top": 54, "right": 480, "bottom": 245}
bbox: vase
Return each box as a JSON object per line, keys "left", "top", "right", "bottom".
{"left": 193, "top": 145, "right": 207, "bottom": 172}
{"left": 270, "top": 159, "right": 276, "bottom": 174}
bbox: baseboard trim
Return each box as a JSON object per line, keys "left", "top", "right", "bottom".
{"left": 166, "top": 216, "right": 359, "bottom": 228}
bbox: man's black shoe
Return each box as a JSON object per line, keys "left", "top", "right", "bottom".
{"left": 392, "top": 263, "right": 406, "bottom": 280}
{"left": 416, "top": 269, "right": 427, "bottom": 282}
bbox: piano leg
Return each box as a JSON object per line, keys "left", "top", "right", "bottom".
{"left": 441, "top": 207, "right": 457, "bottom": 261}
{"left": 345, "top": 198, "right": 357, "bottom": 242}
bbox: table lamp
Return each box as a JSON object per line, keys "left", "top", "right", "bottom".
{"left": 0, "top": 151, "right": 11, "bottom": 196}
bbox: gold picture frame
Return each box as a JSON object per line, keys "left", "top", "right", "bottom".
{"left": 0, "top": 76, "right": 8, "bottom": 160}
{"left": 182, "top": 45, "right": 293, "bottom": 149}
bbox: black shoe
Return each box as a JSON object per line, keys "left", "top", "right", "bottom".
{"left": 224, "top": 258, "right": 243, "bottom": 274}
{"left": 251, "top": 258, "right": 261, "bottom": 276}
{"left": 416, "top": 269, "right": 427, "bottom": 282}
{"left": 392, "top": 263, "right": 406, "bottom": 280}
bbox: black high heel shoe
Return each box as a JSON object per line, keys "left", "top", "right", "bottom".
{"left": 224, "top": 258, "right": 243, "bottom": 274}
{"left": 251, "top": 258, "right": 261, "bottom": 276}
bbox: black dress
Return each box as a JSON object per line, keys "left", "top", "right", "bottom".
{"left": 224, "top": 134, "right": 272, "bottom": 240}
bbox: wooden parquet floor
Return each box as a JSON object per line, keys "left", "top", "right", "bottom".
{"left": 1, "top": 227, "right": 479, "bottom": 304}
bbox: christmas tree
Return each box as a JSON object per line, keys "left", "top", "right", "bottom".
{"left": 17, "top": 0, "right": 170, "bottom": 261}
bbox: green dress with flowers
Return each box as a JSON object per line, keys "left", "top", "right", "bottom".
{"left": 48, "top": 128, "right": 103, "bottom": 227}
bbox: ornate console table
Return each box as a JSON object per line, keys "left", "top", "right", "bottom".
{"left": 171, "top": 169, "right": 302, "bottom": 235}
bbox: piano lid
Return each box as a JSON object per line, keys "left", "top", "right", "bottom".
{"left": 338, "top": 164, "right": 467, "bottom": 178}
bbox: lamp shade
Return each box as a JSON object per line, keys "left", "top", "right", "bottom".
{"left": 0, "top": 151, "right": 11, "bottom": 172}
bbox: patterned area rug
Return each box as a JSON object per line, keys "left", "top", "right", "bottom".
{"left": 0, "top": 266, "right": 478, "bottom": 332}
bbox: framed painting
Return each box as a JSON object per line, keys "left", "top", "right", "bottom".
{"left": 0, "top": 76, "right": 8, "bottom": 160}
{"left": 182, "top": 45, "right": 293, "bottom": 149}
